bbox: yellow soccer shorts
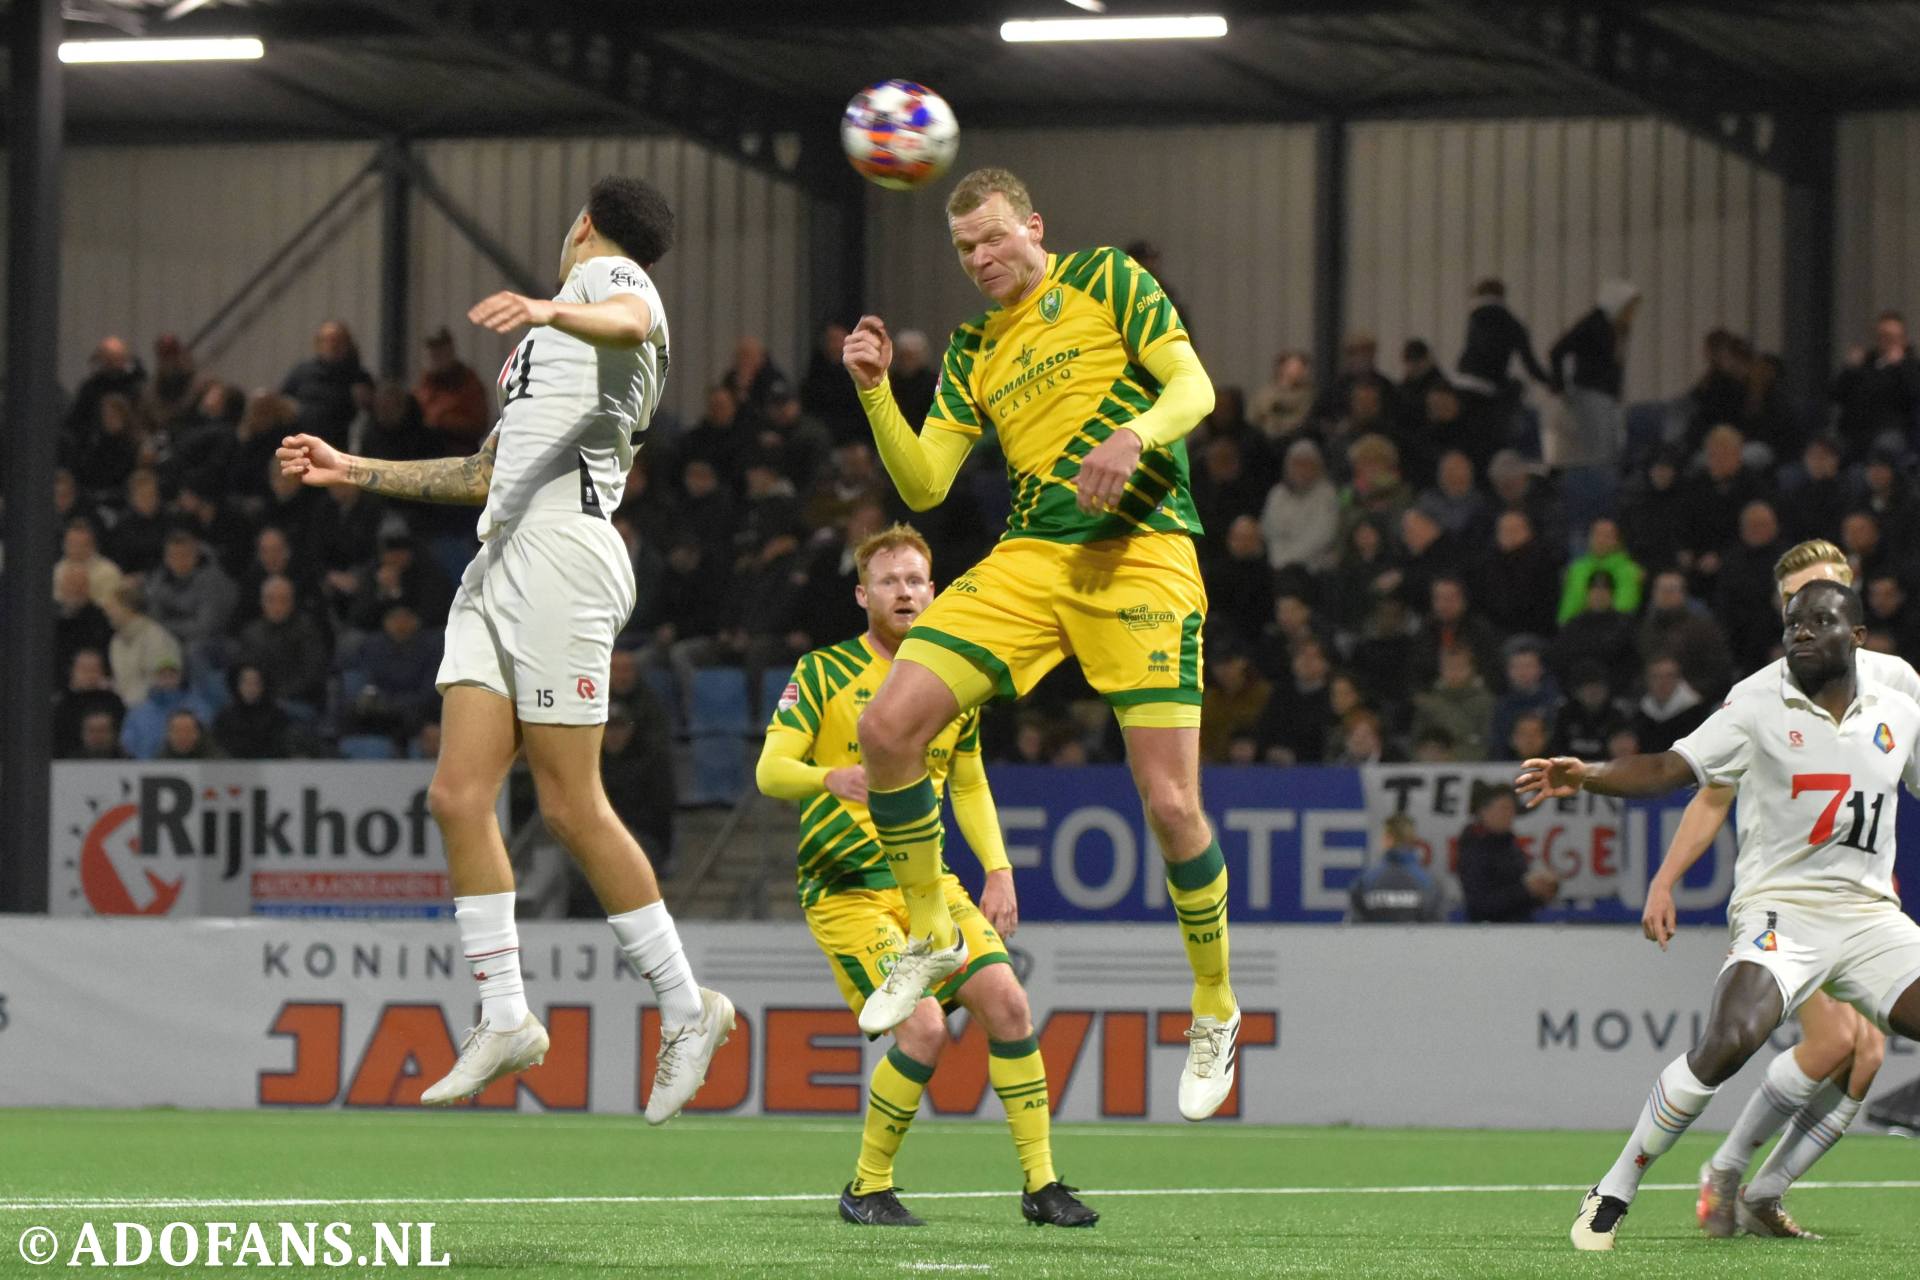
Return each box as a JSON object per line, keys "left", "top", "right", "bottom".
{"left": 898, "top": 532, "right": 1206, "bottom": 729}
{"left": 808, "top": 874, "right": 1011, "bottom": 1020}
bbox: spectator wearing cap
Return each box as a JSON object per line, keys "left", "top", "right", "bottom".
{"left": 280, "top": 320, "right": 373, "bottom": 450}
{"left": 413, "top": 327, "right": 492, "bottom": 451}
{"left": 1260, "top": 438, "right": 1340, "bottom": 575}
{"left": 345, "top": 603, "right": 444, "bottom": 743}
{"left": 1552, "top": 663, "right": 1630, "bottom": 758}
{"left": 120, "top": 655, "right": 214, "bottom": 760}
{"left": 103, "top": 579, "right": 183, "bottom": 706}
{"left": 1459, "top": 780, "right": 1557, "bottom": 923}
{"left": 1550, "top": 568, "right": 1639, "bottom": 693}
{"left": 1556, "top": 517, "right": 1644, "bottom": 625}
{"left": 1349, "top": 813, "right": 1447, "bottom": 923}
{"left": 348, "top": 530, "right": 454, "bottom": 631}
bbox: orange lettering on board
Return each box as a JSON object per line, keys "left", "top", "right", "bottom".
{"left": 763, "top": 1008, "right": 863, "bottom": 1112}
{"left": 346, "top": 1005, "right": 459, "bottom": 1107}
{"left": 476, "top": 1005, "right": 590, "bottom": 1110}
{"left": 1101, "top": 1011, "right": 1147, "bottom": 1117}
{"left": 260, "top": 1001, "right": 342, "bottom": 1106}
{"left": 639, "top": 1007, "right": 752, "bottom": 1112}
{"left": 1156, "top": 1010, "right": 1278, "bottom": 1118}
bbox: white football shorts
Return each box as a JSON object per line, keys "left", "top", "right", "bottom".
{"left": 436, "top": 512, "right": 635, "bottom": 725}
{"left": 1721, "top": 897, "right": 1920, "bottom": 1032}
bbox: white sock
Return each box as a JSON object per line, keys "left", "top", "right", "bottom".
{"left": 609, "top": 900, "right": 703, "bottom": 1026}
{"left": 1708, "top": 1050, "right": 1823, "bottom": 1174}
{"left": 1747, "top": 1085, "right": 1862, "bottom": 1200}
{"left": 1597, "top": 1055, "right": 1717, "bottom": 1202}
{"left": 453, "top": 891, "right": 529, "bottom": 1028}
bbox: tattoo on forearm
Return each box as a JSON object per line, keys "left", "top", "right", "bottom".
{"left": 349, "top": 432, "right": 498, "bottom": 505}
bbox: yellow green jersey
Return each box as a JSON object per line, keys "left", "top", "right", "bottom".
{"left": 925, "top": 246, "right": 1201, "bottom": 544}
{"left": 766, "top": 635, "right": 982, "bottom": 906}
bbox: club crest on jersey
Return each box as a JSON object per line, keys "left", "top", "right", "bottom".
{"left": 1754, "top": 930, "right": 1779, "bottom": 952}
{"left": 777, "top": 682, "right": 800, "bottom": 712}
{"left": 1875, "top": 722, "right": 1896, "bottom": 754}
{"left": 1038, "top": 286, "right": 1063, "bottom": 325}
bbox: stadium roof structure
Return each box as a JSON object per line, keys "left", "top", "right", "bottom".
{"left": 9, "top": 0, "right": 1920, "bottom": 186}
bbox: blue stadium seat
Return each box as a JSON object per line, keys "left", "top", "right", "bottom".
{"left": 339, "top": 734, "right": 398, "bottom": 760}
{"left": 685, "top": 734, "right": 748, "bottom": 807}
{"left": 759, "top": 668, "right": 793, "bottom": 722}
{"left": 688, "top": 667, "right": 751, "bottom": 736}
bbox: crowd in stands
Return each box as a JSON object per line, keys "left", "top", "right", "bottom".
{"left": 39, "top": 275, "right": 1920, "bottom": 810}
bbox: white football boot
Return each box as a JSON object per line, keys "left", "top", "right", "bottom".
{"left": 856, "top": 932, "right": 968, "bottom": 1036}
{"left": 421, "top": 1012, "right": 549, "bottom": 1106}
{"left": 1570, "top": 1187, "right": 1629, "bottom": 1251}
{"left": 1178, "top": 1006, "right": 1241, "bottom": 1121}
{"left": 645, "top": 988, "right": 738, "bottom": 1125}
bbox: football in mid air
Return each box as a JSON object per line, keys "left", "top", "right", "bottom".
{"left": 841, "top": 80, "right": 959, "bottom": 190}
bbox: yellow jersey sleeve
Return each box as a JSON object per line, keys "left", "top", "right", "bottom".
{"left": 1103, "top": 249, "right": 1187, "bottom": 363}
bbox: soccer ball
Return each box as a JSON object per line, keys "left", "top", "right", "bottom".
{"left": 841, "top": 80, "right": 959, "bottom": 191}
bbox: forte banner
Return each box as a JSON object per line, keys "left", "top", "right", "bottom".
{"left": 0, "top": 919, "right": 1911, "bottom": 1128}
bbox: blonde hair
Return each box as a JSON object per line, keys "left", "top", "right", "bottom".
{"left": 1773, "top": 539, "right": 1850, "bottom": 604}
{"left": 945, "top": 167, "right": 1033, "bottom": 221}
{"left": 854, "top": 522, "right": 932, "bottom": 585}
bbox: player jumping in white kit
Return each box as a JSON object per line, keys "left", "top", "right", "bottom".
{"left": 1515, "top": 579, "right": 1920, "bottom": 1251}
{"left": 277, "top": 177, "right": 732, "bottom": 1122}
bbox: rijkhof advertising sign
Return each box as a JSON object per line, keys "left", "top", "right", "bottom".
{"left": 50, "top": 762, "right": 454, "bottom": 918}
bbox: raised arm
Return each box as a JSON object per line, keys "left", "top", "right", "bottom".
{"left": 1643, "top": 783, "right": 1734, "bottom": 949}
{"left": 277, "top": 428, "right": 499, "bottom": 506}
{"left": 843, "top": 316, "right": 973, "bottom": 511}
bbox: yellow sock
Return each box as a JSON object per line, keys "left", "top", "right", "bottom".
{"left": 989, "top": 1036, "right": 1057, "bottom": 1192}
{"left": 853, "top": 1047, "right": 931, "bottom": 1194}
{"left": 869, "top": 775, "right": 954, "bottom": 948}
{"left": 1167, "top": 840, "right": 1235, "bottom": 1021}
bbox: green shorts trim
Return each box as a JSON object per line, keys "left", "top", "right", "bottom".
{"left": 935, "top": 950, "right": 1012, "bottom": 1006}
{"left": 902, "top": 625, "right": 1018, "bottom": 701}
{"left": 1101, "top": 687, "right": 1205, "bottom": 708}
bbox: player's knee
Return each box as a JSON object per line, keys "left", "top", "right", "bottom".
{"left": 1140, "top": 775, "right": 1202, "bottom": 838}
{"left": 857, "top": 696, "right": 932, "bottom": 766}
{"left": 1691, "top": 1016, "right": 1771, "bottom": 1086}
{"left": 893, "top": 1003, "right": 948, "bottom": 1065}
{"left": 532, "top": 783, "right": 606, "bottom": 848}
{"left": 1853, "top": 1026, "right": 1886, "bottom": 1079}
{"left": 427, "top": 774, "right": 492, "bottom": 827}
{"left": 974, "top": 976, "right": 1033, "bottom": 1043}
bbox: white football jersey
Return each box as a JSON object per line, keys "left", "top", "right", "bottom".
{"left": 1674, "top": 654, "right": 1920, "bottom": 914}
{"left": 478, "top": 255, "right": 669, "bottom": 540}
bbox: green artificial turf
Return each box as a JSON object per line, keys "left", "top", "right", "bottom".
{"left": 2, "top": 1109, "right": 1914, "bottom": 1277}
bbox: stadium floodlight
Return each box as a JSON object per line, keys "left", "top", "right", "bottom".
{"left": 1000, "top": 15, "right": 1227, "bottom": 42}
{"left": 59, "top": 37, "right": 265, "bottom": 64}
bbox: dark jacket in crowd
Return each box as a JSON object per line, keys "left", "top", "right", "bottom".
{"left": 1459, "top": 823, "right": 1541, "bottom": 923}
{"left": 1349, "top": 847, "right": 1447, "bottom": 922}
{"left": 1456, "top": 299, "right": 1552, "bottom": 397}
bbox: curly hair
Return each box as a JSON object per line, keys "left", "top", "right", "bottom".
{"left": 587, "top": 175, "right": 674, "bottom": 266}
